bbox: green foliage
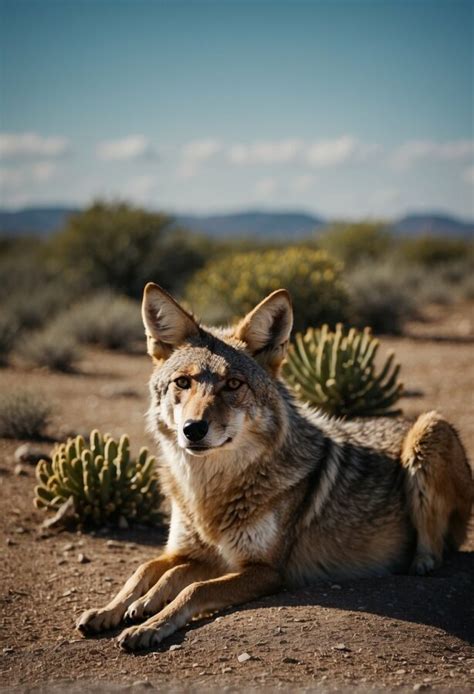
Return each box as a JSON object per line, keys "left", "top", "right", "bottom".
{"left": 283, "top": 324, "right": 402, "bottom": 417}
{"left": 398, "top": 235, "right": 473, "bottom": 267}
{"left": 47, "top": 201, "right": 211, "bottom": 298}
{"left": 186, "top": 247, "right": 347, "bottom": 331}
{"left": 56, "top": 291, "right": 143, "bottom": 351}
{"left": 0, "top": 390, "right": 53, "bottom": 439}
{"left": 18, "top": 324, "right": 80, "bottom": 372}
{"left": 317, "top": 222, "right": 392, "bottom": 266}
{"left": 34, "top": 430, "right": 162, "bottom": 527}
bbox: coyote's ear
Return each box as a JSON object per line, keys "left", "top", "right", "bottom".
{"left": 235, "top": 289, "right": 293, "bottom": 374}
{"left": 142, "top": 282, "right": 199, "bottom": 360}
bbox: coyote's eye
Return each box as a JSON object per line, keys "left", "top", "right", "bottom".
{"left": 175, "top": 376, "right": 191, "bottom": 389}
{"left": 225, "top": 378, "right": 243, "bottom": 391}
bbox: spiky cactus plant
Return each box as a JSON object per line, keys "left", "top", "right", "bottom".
{"left": 283, "top": 324, "right": 403, "bottom": 417}
{"left": 34, "top": 430, "right": 162, "bottom": 526}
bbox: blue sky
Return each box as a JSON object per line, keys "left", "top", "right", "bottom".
{"left": 0, "top": 0, "right": 472, "bottom": 219}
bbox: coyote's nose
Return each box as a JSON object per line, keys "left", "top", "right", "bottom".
{"left": 183, "top": 419, "right": 209, "bottom": 443}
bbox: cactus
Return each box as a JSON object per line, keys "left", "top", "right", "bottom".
{"left": 34, "top": 430, "right": 162, "bottom": 527}
{"left": 283, "top": 324, "right": 403, "bottom": 417}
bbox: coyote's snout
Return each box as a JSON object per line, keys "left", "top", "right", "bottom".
{"left": 77, "top": 282, "right": 473, "bottom": 651}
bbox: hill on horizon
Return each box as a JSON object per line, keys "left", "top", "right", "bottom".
{"left": 0, "top": 206, "right": 472, "bottom": 239}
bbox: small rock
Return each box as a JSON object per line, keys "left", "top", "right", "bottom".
{"left": 169, "top": 644, "right": 182, "bottom": 652}
{"left": 14, "top": 527, "right": 26, "bottom": 534}
{"left": 14, "top": 444, "right": 49, "bottom": 465}
{"left": 3, "top": 647, "right": 14, "bottom": 654}
{"left": 77, "top": 553, "right": 90, "bottom": 564}
{"left": 106, "top": 540, "right": 122, "bottom": 549}
{"left": 396, "top": 668, "right": 407, "bottom": 675}
{"left": 63, "top": 543, "right": 74, "bottom": 551}
{"left": 237, "top": 652, "right": 252, "bottom": 663}
{"left": 282, "top": 656, "right": 299, "bottom": 664}
{"left": 331, "top": 584, "right": 342, "bottom": 590}
{"left": 333, "top": 643, "right": 351, "bottom": 652}
{"left": 14, "top": 464, "right": 28, "bottom": 476}
{"left": 6, "top": 538, "right": 16, "bottom": 546}
{"left": 222, "top": 667, "right": 232, "bottom": 673}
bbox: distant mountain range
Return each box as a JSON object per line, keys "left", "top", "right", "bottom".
{"left": 0, "top": 206, "right": 472, "bottom": 239}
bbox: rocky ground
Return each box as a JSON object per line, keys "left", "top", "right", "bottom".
{"left": 1, "top": 304, "right": 473, "bottom": 692}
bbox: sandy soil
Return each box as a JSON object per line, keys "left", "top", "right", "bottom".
{"left": 1, "top": 304, "right": 473, "bottom": 692}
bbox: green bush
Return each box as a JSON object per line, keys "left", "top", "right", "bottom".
{"left": 34, "top": 430, "right": 162, "bottom": 527}
{"left": 56, "top": 292, "right": 143, "bottom": 351}
{"left": 398, "top": 236, "right": 473, "bottom": 267}
{"left": 283, "top": 324, "right": 402, "bottom": 417}
{"left": 18, "top": 324, "right": 80, "bottom": 372}
{"left": 186, "top": 247, "right": 347, "bottom": 331}
{"left": 0, "top": 390, "right": 53, "bottom": 439}
{"left": 317, "top": 222, "right": 393, "bottom": 266}
{"left": 47, "top": 200, "right": 211, "bottom": 298}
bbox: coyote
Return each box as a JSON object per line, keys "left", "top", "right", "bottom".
{"left": 77, "top": 283, "right": 473, "bottom": 651}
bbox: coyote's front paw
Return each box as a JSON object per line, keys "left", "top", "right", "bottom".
{"left": 410, "top": 552, "right": 440, "bottom": 576}
{"left": 76, "top": 606, "right": 125, "bottom": 635}
{"left": 117, "top": 620, "right": 175, "bottom": 651}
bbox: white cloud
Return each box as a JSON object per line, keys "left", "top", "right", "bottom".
{"left": 178, "top": 138, "right": 221, "bottom": 178}
{"left": 228, "top": 139, "right": 303, "bottom": 165}
{"left": 255, "top": 177, "right": 278, "bottom": 199}
{"left": 391, "top": 139, "right": 474, "bottom": 170}
{"left": 291, "top": 174, "right": 316, "bottom": 193}
{"left": 225, "top": 136, "right": 378, "bottom": 169}
{"left": 97, "top": 135, "right": 156, "bottom": 161}
{"left": 463, "top": 165, "right": 474, "bottom": 185}
{"left": 0, "top": 162, "right": 58, "bottom": 189}
{"left": 0, "top": 132, "right": 70, "bottom": 159}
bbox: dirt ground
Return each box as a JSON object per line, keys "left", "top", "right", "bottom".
{"left": 1, "top": 304, "right": 473, "bottom": 692}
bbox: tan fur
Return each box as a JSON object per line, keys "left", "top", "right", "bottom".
{"left": 76, "top": 284, "right": 473, "bottom": 651}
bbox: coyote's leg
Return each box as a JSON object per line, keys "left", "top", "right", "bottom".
{"left": 117, "top": 565, "right": 282, "bottom": 651}
{"left": 124, "top": 561, "right": 221, "bottom": 621}
{"left": 402, "top": 411, "right": 473, "bottom": 575}
{"left": 76, "top": 553, "right": 184, "bottom": 635}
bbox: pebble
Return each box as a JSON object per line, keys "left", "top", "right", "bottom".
{"left": 331, "top": 584, "right": 342, "bottom": 590}
{"left": 6, "top": 538, "right": 16, "bottom": 546}
{"left": 333, "top": 643, "right": 351, "bottom": 651}
{"left": 77, "top": 553, "right": 90, "bottom": 564}
{"left": 15, "top": 527, "right": 26, "bottom": 534}
{"left": 106, "top": 540, "right": 122, "bottom": 549}
{"left": 222, "top": 667, "right": 232, "bottom": 673}
{"left": 14, "top": 464, "right": 28, "bottom": 476}
{"left": 3, "top": 647, "right": 14, "bottom": 654}
{"left": 282, "top": 656, "right": 299, "bottom": 664}
{"left": 14, "top": 444, "right": 49, "bottom": 465}
{"left": 169, "top": 644, "right": 182, "bottom": 652}
{"left": 237, "top": 652, "right": 252, "bottom": 663}
{"left": 395, "top": 668, "right": 407, "bottom": 675}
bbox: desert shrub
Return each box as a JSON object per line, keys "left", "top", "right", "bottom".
{"left": 34, "top": 430, "right": 162, "bottom": 527}
{"left": 186, "top": 247, "right": 347, "bottom": 331}
{"left": 18, "top": 324, "right": 80, "bottom": 372}
{"left": 0, "top": 313, "right": 19, "bottom": 366}
{"left": 283, "top": 324, "right": 402, "bottom": 417}
{"left": 317, "top": 222, "right": 393, "bottom": 266}
{"left": 56, "top": 292, "right": 143, "bottom": 351}
{"left": 346, "top": 262, "right": 418, "bottom": 334}
{"left": 0, "top": 390, "right": 53, "bottom": 439}
{"left": 397, "top": 236, "right": 472, "bottom": 267}
{"left": 48, "top": 200, "right": 211, "bottom": 298}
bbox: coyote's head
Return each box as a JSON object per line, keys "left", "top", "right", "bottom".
{"left": 142, "top": 283, "right": 293, "bottom": 459}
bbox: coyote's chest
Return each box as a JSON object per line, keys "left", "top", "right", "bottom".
{"left": 164, "top": 445, "right": 280, "bottom": 566}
